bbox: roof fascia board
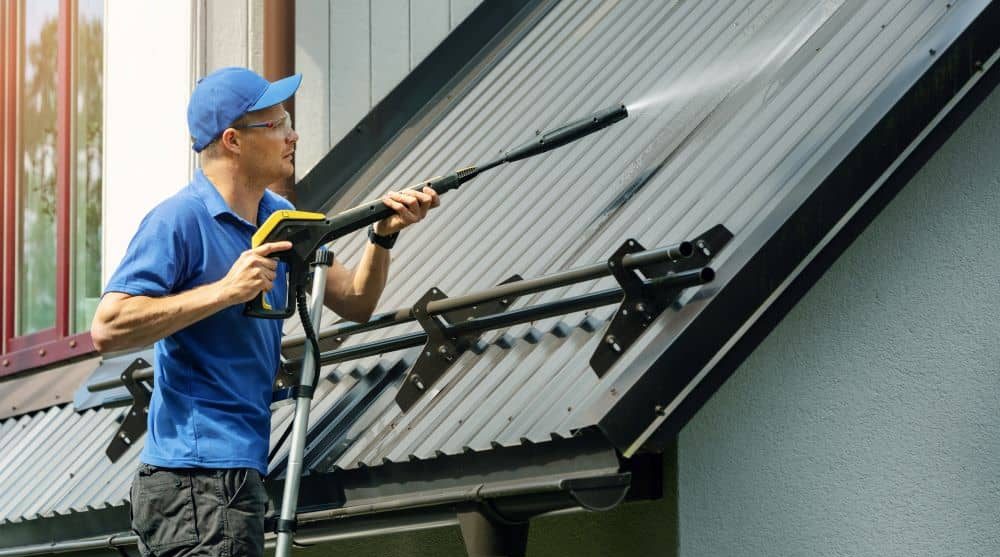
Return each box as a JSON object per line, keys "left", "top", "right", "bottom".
{"left": 295, "top": 0, "right": 551, "bottom": 213}
{"left": 270, "top": 427, "right": 622, "bottom": 513}
{"left": 0, "top": 505, "right": 128, "bottom": 552}
{"left": 597, "top": 0, "right": 1000, "bottom": 454}
{"left": 0, "top": 356, "right": 100, "bottom": 420}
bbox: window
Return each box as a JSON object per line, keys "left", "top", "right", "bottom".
{"left": 1, "top": 0, "right": 103, "bottom": 375}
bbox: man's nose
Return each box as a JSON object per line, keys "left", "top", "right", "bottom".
{"left": 287, "top": 128, "right": 299, "bottom": 143}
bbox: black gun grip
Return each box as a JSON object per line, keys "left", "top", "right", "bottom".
{"left": 244, "top": 279, "right": 296, "bottom": 319}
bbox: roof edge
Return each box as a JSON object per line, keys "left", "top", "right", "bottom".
{"left": 0, "top": 355, "right": 100, "bottom": 421}
{"left": 0, "top": 431, "right": 668, "bottom": 557}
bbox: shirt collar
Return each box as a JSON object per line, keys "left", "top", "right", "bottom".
{"left": 257, "top": 188, "right": 285, "bottom": 226}
{"left": 192, "top": 169, "right": 232, "bottom": 219}
{"left": 192, "top": 169, "right": 285, "bottom": 227}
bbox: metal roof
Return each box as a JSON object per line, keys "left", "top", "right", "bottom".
{"left": 298, "top": 319, "right": 606, "bottom": 472}
{"left": 1, "top": 0, "right": 996, "bottom": 538}
{"left": 0, "top": 404, "right": 138, "bottom": 525}
{"left": 285, "top": 0, "right": 992, "bottom": 472}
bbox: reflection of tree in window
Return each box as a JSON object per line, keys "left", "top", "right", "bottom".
{"left": 74, "top": 4, "right": 103, "bottom": 333}
{"left": 19, "top": 9, "right": 58, "bottom": 335}
{"left": 15, "top": 1, "right": 104, "bottom": 337}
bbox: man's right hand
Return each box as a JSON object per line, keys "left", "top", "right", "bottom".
{"left": 92, "top": 240, "right": 295, "bottom": 354}
{"left": 218, "top": 241, "right": 293, "bottom": 304}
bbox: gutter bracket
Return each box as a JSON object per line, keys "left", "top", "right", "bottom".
{"left": 562, "top": 471, "right": 632, "bottom": 511}
{"left": 106, "top": 357, "right": 153, "bottom": 462}
{"left": 396, "top": 276, "right": 522, "bottom": 412}
{"left": 591, "top": 225, "right": 733, "bottom": 377}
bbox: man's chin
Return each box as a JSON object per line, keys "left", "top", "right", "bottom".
{"left": 278, "top": 161, "right": 295, "bottom": 179}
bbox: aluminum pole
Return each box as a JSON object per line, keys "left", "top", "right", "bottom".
{"left": 275, "top": 250, "right": 331, "bottom": 557}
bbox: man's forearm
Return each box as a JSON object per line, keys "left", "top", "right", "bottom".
{"left": 323, "top": 242, "right": 391, "bottom": 322}
{"left": 322, "top": 186, "right": 438, "bottom": 321}
{"left": 93, "top": 241, "right": 291, "bottom": 353}
{"left": 352, "top": 242, "right": 391, "bottom": 310}
{"left": 91, "top": 283, "right": 230, "bottom": 353}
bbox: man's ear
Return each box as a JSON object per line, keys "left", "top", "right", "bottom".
{"left": 219, "top": 128, "right": 241, "bottom": 155}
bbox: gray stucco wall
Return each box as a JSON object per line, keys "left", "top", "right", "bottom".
{"left": 677, "top": 85, "right": 1000, "bottom": 555}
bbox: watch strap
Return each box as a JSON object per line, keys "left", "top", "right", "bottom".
{"left": 368, "top": 225, "right": 399, "bottom": 249}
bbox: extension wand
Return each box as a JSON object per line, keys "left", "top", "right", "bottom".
{"left": 246, "top": 103, "right": 629, "bottom": 319}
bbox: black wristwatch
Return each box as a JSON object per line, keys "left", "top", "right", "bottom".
{"left": 367, "top": 225, "right": 399, "bottom": 249}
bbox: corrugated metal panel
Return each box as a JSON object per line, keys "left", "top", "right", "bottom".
{"left": 0, "top": 0, "right": 988, "bottom": 528}
{"left": 325, "top": 319, "right": 604, "bottom": 469}
{"left": 0, "top": 405, "right": 139, "bottom": 524}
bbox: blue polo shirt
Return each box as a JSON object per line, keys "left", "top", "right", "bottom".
{"left": 104, "top": 169, "right": 293, "bottom": 475}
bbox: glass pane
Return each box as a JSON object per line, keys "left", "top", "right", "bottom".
{"left": 17, "top": 0, "right": 60, "bottom": 335}
{"left": 73, "top": 0, "right": 102, "bottom": 333}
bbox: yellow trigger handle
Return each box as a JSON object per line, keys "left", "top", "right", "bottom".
{"left": 246, "top": 210, "right": 327, "bottom": 318}
{"left": 252, "top": 210, "right": 327, "bottom": 247}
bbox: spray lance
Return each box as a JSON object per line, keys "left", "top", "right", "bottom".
{"left": 246, "top": 103, "right": 628, "bottom": 319}
{"left": 256, "top": 103, "right": 628, "bottom": 555}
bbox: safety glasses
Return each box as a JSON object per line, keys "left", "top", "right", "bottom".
{"left": 235, "top": 111, "right": 291, "bottom": 132}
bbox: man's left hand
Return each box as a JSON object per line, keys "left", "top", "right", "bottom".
{"left": 375, "top": 186, "right": 440, "bottom": 236}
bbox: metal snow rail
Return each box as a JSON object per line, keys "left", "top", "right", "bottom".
{"left": 287, "top": 226, "right": 729, "bottom": 412}
{"left": 89, "top": 226, "right": 731, "bottom": 408}
{"left": 278, "top": 238, "right": 697, "bottom": 357}
{"left": 89, "top": 226, "right": 730, "bottom": 462}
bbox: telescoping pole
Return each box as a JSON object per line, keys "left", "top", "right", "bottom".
{"left": 275, "top": 249, "right": 332, "bottom": 557}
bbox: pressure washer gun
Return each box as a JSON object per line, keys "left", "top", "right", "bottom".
{"left": 255, "top": 104, "right": 629, "bottom": 557}
{"left": 245, "top": 102, "right": 629, "bottom": 320}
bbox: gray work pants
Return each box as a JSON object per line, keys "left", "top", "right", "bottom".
{"left": 130, "top": 464, "right": 268, "bottom": 557}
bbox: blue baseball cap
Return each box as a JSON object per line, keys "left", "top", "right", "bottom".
{"left": 188, "top": 67, "right": 302, "bottom": 152}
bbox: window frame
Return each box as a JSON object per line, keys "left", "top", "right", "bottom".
{"left": 1, "top": 0, "right": 96, "bottom": 377}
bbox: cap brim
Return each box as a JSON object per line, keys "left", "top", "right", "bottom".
{"left": 248, "top": 73, "right": 302, "bottom": 111}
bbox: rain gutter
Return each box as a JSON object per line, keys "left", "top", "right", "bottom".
{"left": 0, "top": 472, "right": 628, "bottom": 557}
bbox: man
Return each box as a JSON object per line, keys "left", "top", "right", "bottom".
{"left": 90, "top": 67, "right": 438, "bottom": 556}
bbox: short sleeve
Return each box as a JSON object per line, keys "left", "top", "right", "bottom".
{"left": 103, "top": 207, "right": 195, "bottom": 297}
